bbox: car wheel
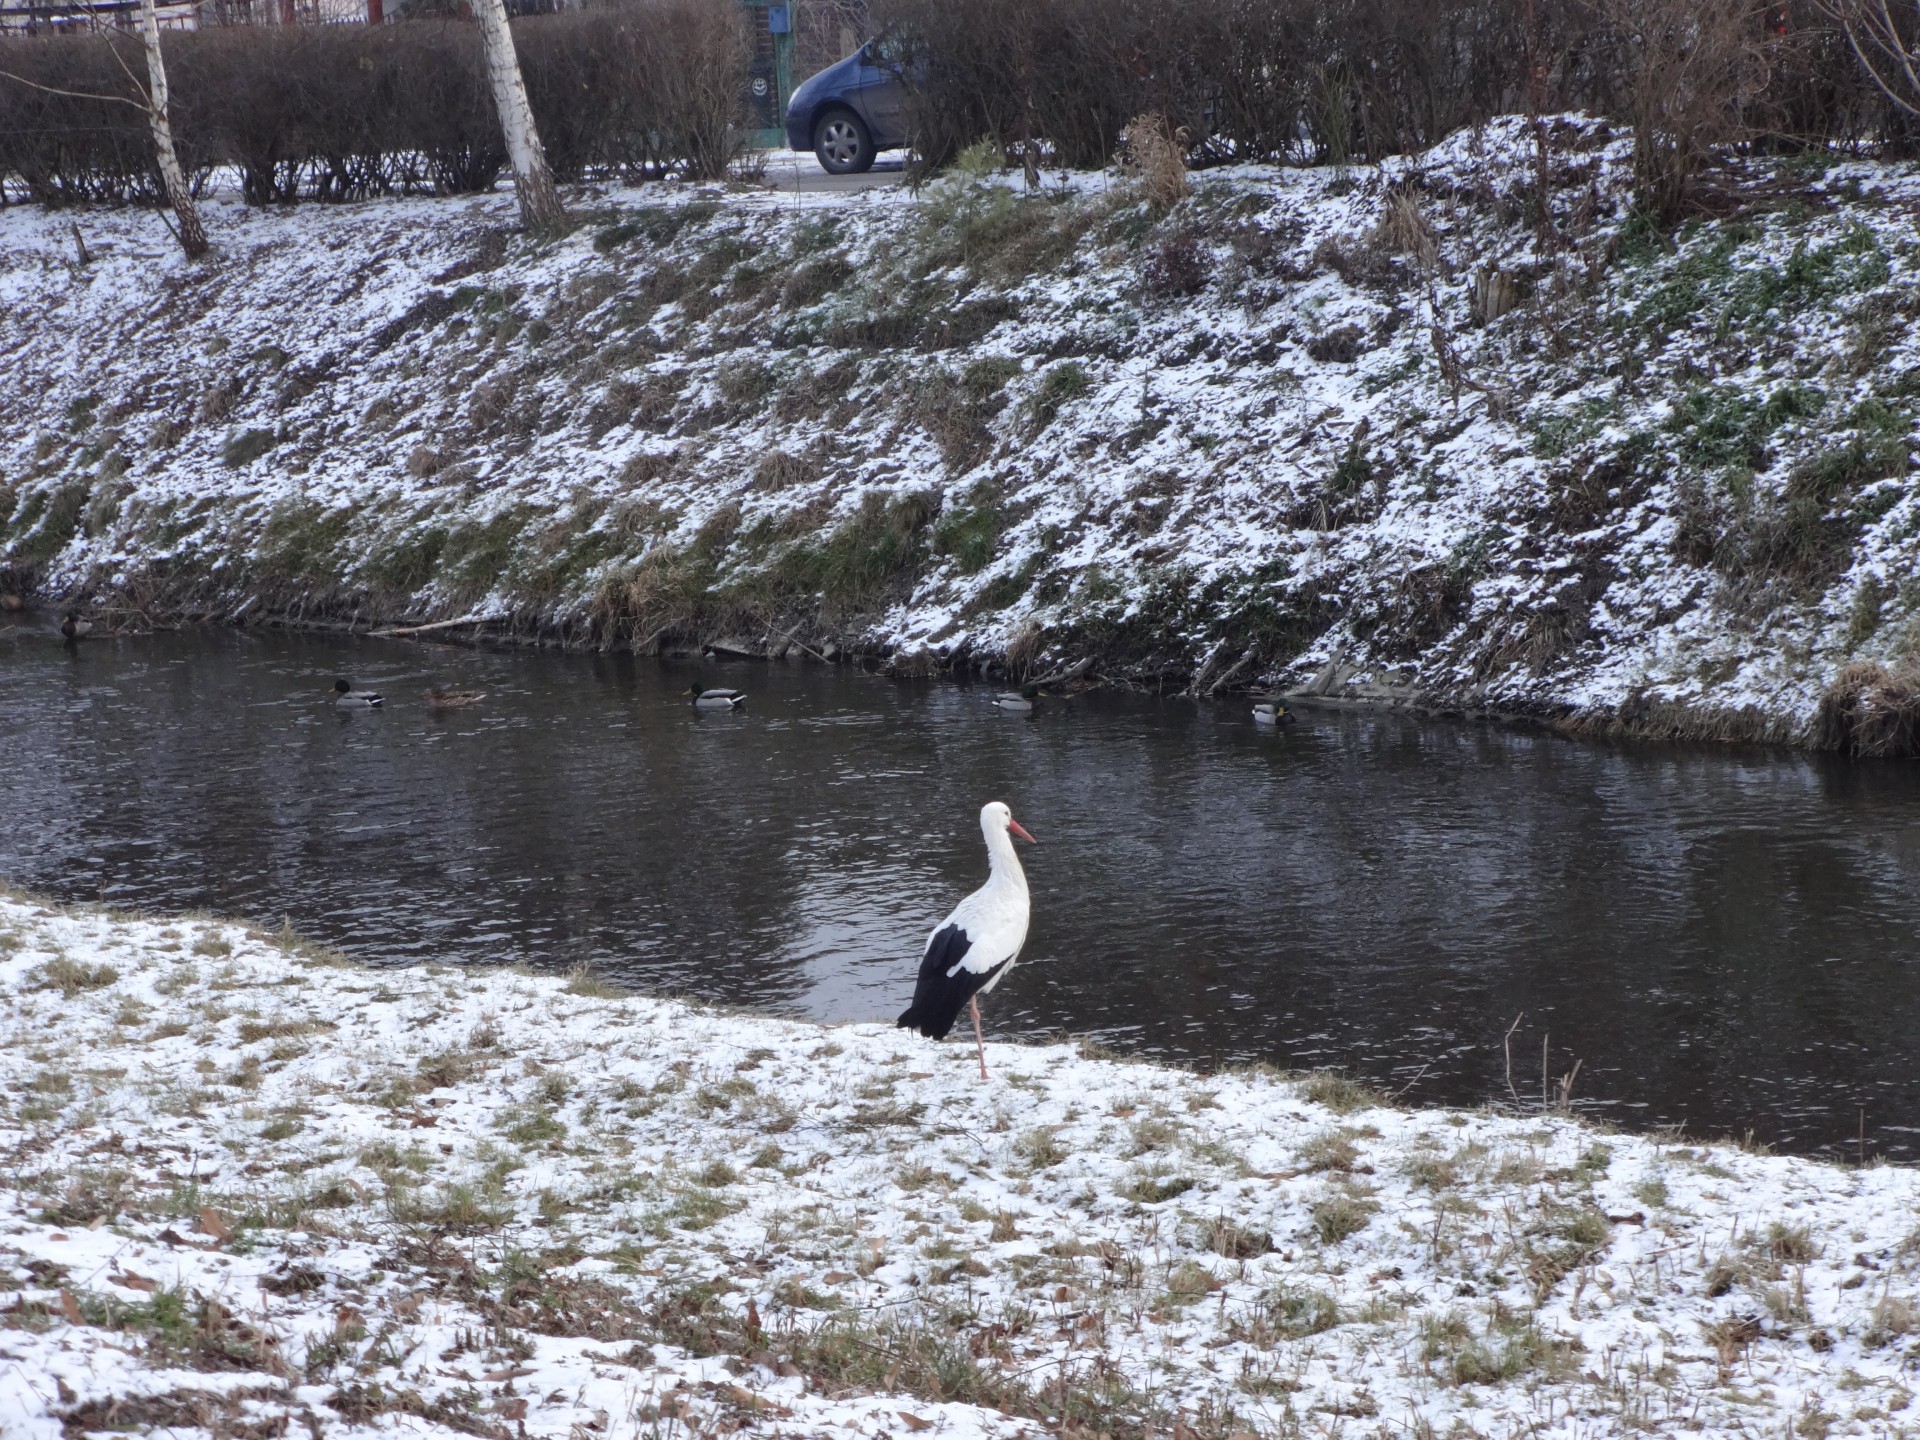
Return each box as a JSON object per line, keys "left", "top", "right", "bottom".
{"left": 813, "top": 109, "right": 875, "bottom": 175}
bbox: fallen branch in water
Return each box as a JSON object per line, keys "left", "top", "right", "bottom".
{"left": 369, "top": 615, "right": 491, "bottom": 638}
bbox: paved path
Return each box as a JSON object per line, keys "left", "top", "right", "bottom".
{"left": 760, "top": 151, "right": 909, "bottom": 194}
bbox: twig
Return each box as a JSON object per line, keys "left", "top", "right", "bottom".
{"left": 1502, "top": 1012, "right": 1525, "bottom": 1108}
{"left": 1555, "top": 1058, "right": 1582, "bottom": 1113}
{"left": 0, "top": 67, "right": 145, "bottom": 110}
{"left": 779, "top": 628, "right": 829, "bottom": 663}
{"left": 1389, "top": 1061, "right": 1434, "bottom": 1102}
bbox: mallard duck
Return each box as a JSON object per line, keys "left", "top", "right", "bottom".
{"left": 1252, "top": 700, "right": 1297, "bottom": 727}
{"left": 992, "top": 684, "right": 1045, "bottom": 714}
{"left": 687, "top": 687, "right": 746, "bottom": 710}
{"left": 60, "top": 611, "right": 93, "bottom": 642}
{"left": 424, "top": 688, "right": 486, "bottom": 710}
{"left": 333, "top": 678, "right": 384, "bottom": 708}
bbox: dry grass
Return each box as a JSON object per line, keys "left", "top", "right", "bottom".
{"left": 1119, "top": 113, "right": 1189, "bottom": 211}
{"left": 1301, "top": 1070, "right": 1386, "bottom": 1115}
{"left": 27, "top": 955, "right": 118, "bottom": 998}
{"left": 563, "top": 964, "right": 624, "bottom": 999}
{"left": 1810, "top": 662, "right": 1920, "bottom": 757}
{"left": 1309, "top": 1186, "right": 1379, "bottom": 1245}
{"left": 1372, "top": 191, "right": 1437, "bottom": 267}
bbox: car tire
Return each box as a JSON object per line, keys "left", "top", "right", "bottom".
{"left": 813, "top": 109, "right": 875, "bottom": 175}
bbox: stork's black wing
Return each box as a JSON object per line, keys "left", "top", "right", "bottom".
{"left": 897, "top": 923, "right": 1008, "bottom": 1039}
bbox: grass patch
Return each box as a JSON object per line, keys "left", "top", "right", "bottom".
{"left": 1123, "top": 1172, "right": 1197, "bottom": 1205}
{"left": 1300, "top": 1070, "right": 1385, "bottom": 1115}
{"left": 564, "top": 964, "right": 624, "bottom": 999}
{"left": 391, "top": 1182, "right": 512, "bottom": 1235}
{"left": 254, "top": 500, "right": 351, "bottom": 588}
{"left": 221, "top": 428, "right": 276, "bottom": 468}
{"left": 1026, "top": 361, "right": 1090, "bottom": 433}
{"left": 27, "top": 956, "right": 118, "bottom": 997}
{"left": 934, "top": 486, "right": 1003, "bottom": 575}
{"left": 1422, "top": 1307, "right": 1578, "bottom": 1386}
{"left": 1308, "top": 1187, "right": 1379, "bottom": 1245}
{"left": 499, "top": 1105, "right": 565, "bottom": 1145}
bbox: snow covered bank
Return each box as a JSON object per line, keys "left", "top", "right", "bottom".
{"left": 4, "top": 891, "right": 1919, "bottom": 1440}
{"left": 3, "top": 119, "right": 1920, "bottom": 741}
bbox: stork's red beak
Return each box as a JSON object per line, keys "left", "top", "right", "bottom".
{"left": 1008, "top": 818, "right": 1036, "bottom": 844}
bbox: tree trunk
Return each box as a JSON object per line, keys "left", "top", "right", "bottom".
{"left": 472, "top": 0, "right": 566, "bottom": 233}
{"left": 139, "top": 0, "right": 207, "bottom": 260}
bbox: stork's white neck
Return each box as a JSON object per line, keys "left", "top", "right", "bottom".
{"left": 983, "top": 821, "right": 1028, "bottom": 892}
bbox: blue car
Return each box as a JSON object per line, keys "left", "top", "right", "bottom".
{"left": 784, "top": 38, "right": 907, "bottom": 175}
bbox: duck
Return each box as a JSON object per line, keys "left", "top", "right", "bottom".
{"left": 992, "top": 683, "right": 1045, "bottom": 714}
{"left": 687, "top": 686, "right": 746, "bottom": 710}
{"left": 424, "top": 688, "right": 486, "bottom": 710}
{"left": 333, "top": 678, "right": 384, "bottom": 708}
{"left": 1252, "top": 700, "right": 1297, "bottom": 727}
{"left": 60, "top": 611, "right": 93, "bottom": 643}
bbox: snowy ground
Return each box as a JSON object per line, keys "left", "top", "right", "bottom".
{"left": 4, "top": 891, "right": 1919, "bottom": 1439}
{"left": 5, "top": 119, "right": 1920, "bottom": 740}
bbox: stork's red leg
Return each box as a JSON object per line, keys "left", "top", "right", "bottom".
{"left": 970, "top": 995, "right": 988, "bottom": 1080}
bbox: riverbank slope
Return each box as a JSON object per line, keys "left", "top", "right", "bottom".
{"left": 3, "top": 121, "right": 1920, "bottom": 743}
{"left": 3, "top": 892, "right": 1917, "bottom": 1439}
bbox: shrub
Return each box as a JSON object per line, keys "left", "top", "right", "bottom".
{"left": 872, "top": 0, "right": 1894, "bottom": 188}
{"left": 0, "top": 2, "right": 750, "bottom": 205}
{"left": 1141, "top": 230, "right": 1212, "bottom": 297}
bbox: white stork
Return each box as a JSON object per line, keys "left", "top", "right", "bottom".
{"left": 897, "top": 800, "right": 1035, "bottom": 1079}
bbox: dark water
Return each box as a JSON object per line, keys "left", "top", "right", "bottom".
{"left": 5, "top": 622, "right": 1919, "bottom": 1161}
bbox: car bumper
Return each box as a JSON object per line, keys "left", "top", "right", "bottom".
{"left": 785, "top": 114, "right": 812, "bottom": 151}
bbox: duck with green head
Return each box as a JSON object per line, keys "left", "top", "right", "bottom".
{"left": 992, "top": 682, "right": 1046, "bottom": 714}
{"left": 333, "top": 678, "right": 384, "bottom": 708}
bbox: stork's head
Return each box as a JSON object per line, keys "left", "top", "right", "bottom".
{"left": 982, "top": 800, "right": 1036, "bottom": 844}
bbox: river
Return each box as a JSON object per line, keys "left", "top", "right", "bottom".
{"left": 5, "top": 621, "right": 1918, "bottom": 1161}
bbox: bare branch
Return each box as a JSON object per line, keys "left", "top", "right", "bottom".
{"left": 1818, "top": 0, "right": 1920, "bottom": 117}
{"left": 0, "top": 67, "right": 147, "bottom": 111}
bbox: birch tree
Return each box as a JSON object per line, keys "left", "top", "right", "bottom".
{"left": 0, "top": 1, "right": 208, "bottom": 258}
{"left": 138, "top": 0, "right": 207, "bottom": 259}
{"left": 472, "top": 0, "right": 567, "bottom": 232}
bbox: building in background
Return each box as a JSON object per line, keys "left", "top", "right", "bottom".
{"left": 0, "top": 0, "right": 380, "bottom": 28}
{"left": 792, "top": 0, "right": 863, "bottom": 76}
